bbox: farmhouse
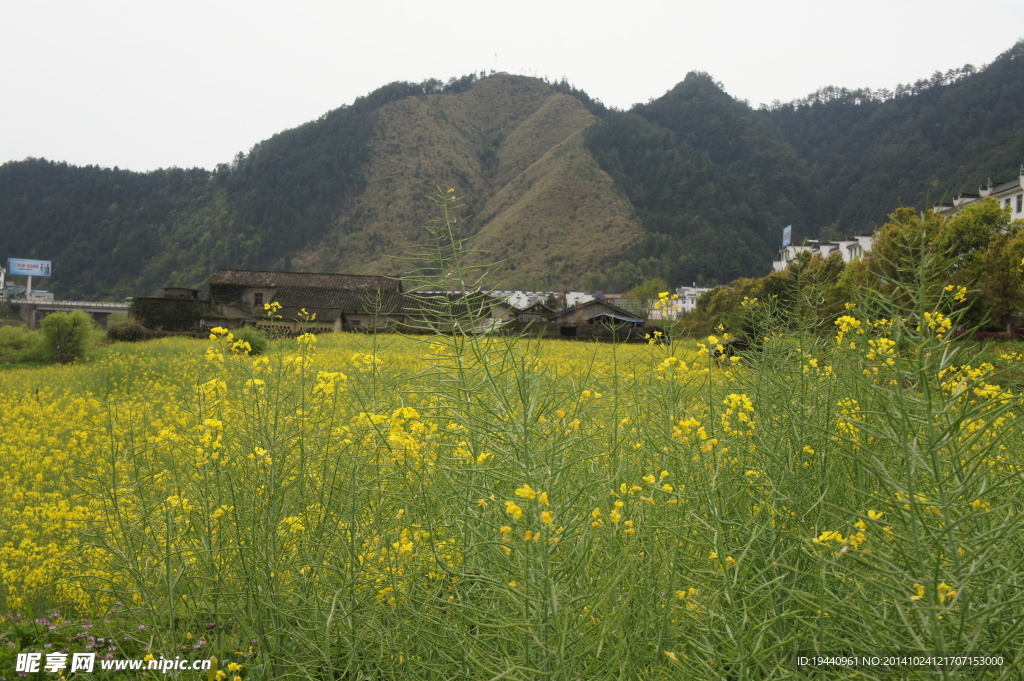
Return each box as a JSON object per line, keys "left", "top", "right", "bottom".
{"left": 516, "top": 301, "right": 556, "bottom": 322}
{"left": 934, "top": 165, "right": 1024, "bottom": 217}
{"left": 131, "top": 269, "right": 516, "bottom": 334}
{"left": 545, "top": 299, "right": 646, "bottom": 340}
{"left": 208, "top": 269, "right": 400, "bottom": 306}
{"left": 546, "top": 299, "right": 645, "bottom": 327}
{"left": 206, "top": 269, "right": 404, "bottom": 332}
{"left": 772, "top": 235, "right": 874, "bottom": 272}
{"left": 675, "top": 284, "right": 713, "bottom": 314}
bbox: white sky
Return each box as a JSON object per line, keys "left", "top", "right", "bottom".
{"left": 2, "top": 0, "right": 1021, "bottom": 173}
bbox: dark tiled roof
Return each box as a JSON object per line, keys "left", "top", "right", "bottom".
{"left": 991, "top": 179, "right": 1022, "bottom": 195}
{"left": 519, "top": 302, "right": 555, "bottom": 315}
{"left": 550, "top": 299, "right": 645, "bottom": 323}
{"left": 402, "top": 292, "right": 506, "bottom": 320}
{"left": 265, "top": 289, "right": 505, "bottom": 323}
{"left": 218, "top": 306, "right": 253, "bottom": 319}
{"left": 209, "top": 269, "right": 401, "bottom": 292}
{"left": 600, "top": 297, "right": 647, "bottom": 317}
{"left": 269, "top": 288, "right": 406, "bottom": 321}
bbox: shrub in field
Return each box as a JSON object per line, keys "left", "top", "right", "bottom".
{"left": 40, "top": 310, "right": 102, "bottom": 363}
{"left": 106, "top": 317, "right": 158, "bottom": 342}
{"left": 0, "top": 324, "right": 46, "bottom": 363}
{"left": 230, "top": 325, "right": 269, "bottom": 355}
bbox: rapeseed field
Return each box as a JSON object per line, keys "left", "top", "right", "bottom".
{"left": 1, "top": 307, "right": 1022, "bottom": 679}
{"left": 2, "top": 192, "right": 1022, "bottom": 679}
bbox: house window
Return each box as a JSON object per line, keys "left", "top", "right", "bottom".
{"left": 253, "top": 292, "right": 264, "bottom": 306}
{"left": 1018, "top": 194, "right": 1022, "bottom": 213}
{"left": 351, "top": 319, "right": 361, "bottom": 326}
{"left": 1007, "top": 198, "right": 1013, "bottom": 210}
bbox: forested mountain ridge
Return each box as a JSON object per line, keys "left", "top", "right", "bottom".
{"left": 581, "top": 39, "right": 1024, "bottom": 287}
{"left": 1, "top": 40, "right": 1022, "bottom": 299}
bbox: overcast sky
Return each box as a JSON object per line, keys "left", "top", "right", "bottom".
{"left": 2, "top": 0, "right": 1021, "bottom": 173}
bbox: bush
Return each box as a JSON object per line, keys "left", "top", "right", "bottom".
{"left": 40, "top": 311, "right": 102, "bottom": 363}
{"left": 107, "top": 317, "right": 158, "bottom": 343}
{"left": 0, "top": 324, "right": 46, "bottom": 364}
{"left": 231, "top": 325, "right": 269, "bottom": 355}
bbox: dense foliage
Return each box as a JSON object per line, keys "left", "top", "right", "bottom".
{"left": 39, "top": 311, "right": 103, "bottom": 364}
{"left": 685, "top": 198, "right": 1024, "bottom": 339}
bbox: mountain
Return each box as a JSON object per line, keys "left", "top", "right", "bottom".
{"left": 2, "top": 40, "right": 1023, "bottom": 299}
{"left": 289, "top": 75, "right": 642, "bottom": 286}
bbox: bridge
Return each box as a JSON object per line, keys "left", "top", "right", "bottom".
{"left": 10, "top": 299, "right": 131, "bottom": 329}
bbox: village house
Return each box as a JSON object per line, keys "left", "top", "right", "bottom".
{"left": 675, "top": 285, "right": 713, "bottom": 314}
{"left": 210, "top": 270, "right": 399, "bottom": 331}
{"left": 663, "top": 285, "right": 714, "bottom": 315}
{"left": 772, "top": 234, "right": 874, "bottom": 272}
{"left": 547, "top": 299, "right": 645, "bottom": 337}
{"left": 515, "top": 301, "right": 557, "bottom": 323}
{"left": 403, "top": 290, "right": 517, "bottom": 334}
{"left": 205, "top": 269, "right": 402, "bottom": 332}
{"left": 131, "top": 269, "right": 516, "bottom": 334}
{"left": 933, "top": 165, "right": 1024, "bottom": 218}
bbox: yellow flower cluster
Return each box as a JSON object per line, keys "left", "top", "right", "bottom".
{"left": 720, "top": 393, "right": 755, "bottom": 437}
{"left": 834, "top": 315, "right": 864, "bottom": 347}
{"left": 920, "top": 311, "right": 952, "bottom": 337}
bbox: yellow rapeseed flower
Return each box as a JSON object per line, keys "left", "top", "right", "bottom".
{"left": 504, "top": 501, "right": 523, "bottom": 520}
{"left": 515, "top": 484, "right": 538, "bottom": 500}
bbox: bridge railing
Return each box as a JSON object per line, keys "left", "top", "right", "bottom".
{"left": 42, "top": 300, "right": 131, "bottom": 309}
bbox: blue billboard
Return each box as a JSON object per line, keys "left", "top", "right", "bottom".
{"left": 8, "top": 258, "right": 52, "bottom": 277}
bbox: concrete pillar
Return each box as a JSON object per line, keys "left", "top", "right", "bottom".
{"left": 19, "top": 303, "right": 37, "bottom": 329}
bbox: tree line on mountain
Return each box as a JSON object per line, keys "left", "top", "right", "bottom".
{"left": 766, "top": 62, "right": 982, "bottom": 110}
{"left": 1, "top": 41, "right": 1022, "bottom": 299}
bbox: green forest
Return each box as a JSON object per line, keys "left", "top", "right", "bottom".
{"left": 1, "top": 42, "right": 1022, "bottom": 299}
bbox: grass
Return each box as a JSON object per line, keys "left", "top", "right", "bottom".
{"left": 0, "top": 361, "right": 48, "bottom": 371}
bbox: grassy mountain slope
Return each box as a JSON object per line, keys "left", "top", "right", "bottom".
{"left": 294, "top": 75, "right": 641, "bottom": 288}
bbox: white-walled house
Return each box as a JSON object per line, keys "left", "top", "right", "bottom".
{"left": 934, "top": 165, "right": 1024, "bottom": 218}
{"left": 772, "top": 234, "right": 874, "bottom": 272}
{"left": 674, "top": 284, "right": 714, "bottom": 314}
{"left": 489, "top": 290, "right": 596, "bottom": 310}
